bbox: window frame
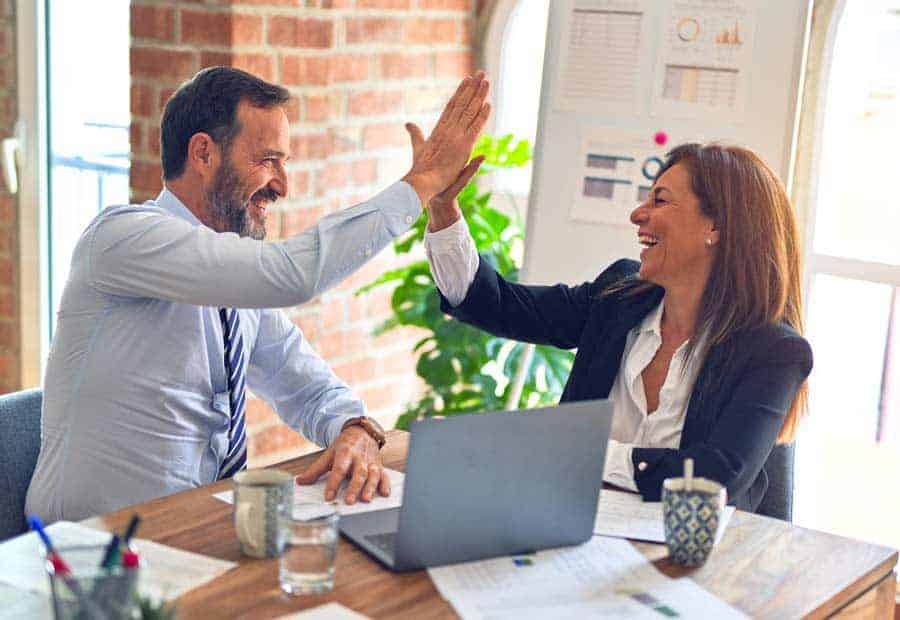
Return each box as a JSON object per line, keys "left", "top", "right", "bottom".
{"left": 16, "top": 0, "right": 50, "bottom": 388}
{"left": 791, "top": 0, "right": 900, "bottom": 546}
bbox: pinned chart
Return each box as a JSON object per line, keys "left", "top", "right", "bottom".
{"left": 555, "top": 0, "right": 649, "bottom": 114}
{"left": 653, "top": 0, "right": 756, "bottom": 118}
{"left": 571, "top": 127, "right": 679, "bottom": 227}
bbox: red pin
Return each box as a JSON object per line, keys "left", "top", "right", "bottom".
{"left": 654, "top": 131, "right": 668, "bottom": 146}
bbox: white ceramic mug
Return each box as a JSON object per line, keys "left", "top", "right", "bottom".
{"left": 233, "top": 469, "right": 294, "bottom": 558}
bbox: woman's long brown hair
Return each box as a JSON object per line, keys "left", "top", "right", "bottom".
{"left": 630, "top": 143, "right": 808, "bottom": 443}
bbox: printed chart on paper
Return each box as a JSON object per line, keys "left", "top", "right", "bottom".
{"left": 653, "top": 0, "right": 756, "bottom": 118}
{"left": 570, "top": 127, "right": 680, "bottom": 227}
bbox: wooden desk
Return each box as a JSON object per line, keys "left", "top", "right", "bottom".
{"left": 84, "top": 431, "right": 898, "bottom": 619}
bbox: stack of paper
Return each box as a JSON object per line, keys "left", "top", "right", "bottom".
{"left": 428, "top": 537, "right": 747, "bottom": 619}
{"left": 595, "top": 489, "right": 735, "bottom": 543}
{"left": 214, "top": 468, "right": 405, "bottom": 520}
{"left": 0, "top": 521, "right": 237, "bottom": 604}
{"left": 0, "top": 582, "right": 50, "bottom": 619}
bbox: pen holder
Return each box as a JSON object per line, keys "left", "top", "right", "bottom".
{"left": 46, "top": 544, "right": 139, "bottom": 620}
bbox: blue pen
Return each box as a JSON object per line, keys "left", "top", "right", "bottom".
{"left": 27, "top": 515, "right": 61, "bottom": 559}
{"left": 28, "top": 515, "right": 111, "bottom": 620}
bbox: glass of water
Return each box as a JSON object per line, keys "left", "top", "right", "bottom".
{"left": 279, "top": 502, "right": 339, "bottom": 595}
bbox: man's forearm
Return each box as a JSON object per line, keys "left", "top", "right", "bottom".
{"left": 91, "top": 183, "right": 421, "bottom": 309}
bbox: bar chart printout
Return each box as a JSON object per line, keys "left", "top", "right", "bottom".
{"left": 570, "top": 127, "right": 675, "bottom": 227}
{"left": 653, "top": 0, "right": 756, "bottom": 118}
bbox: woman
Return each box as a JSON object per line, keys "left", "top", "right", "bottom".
{"left": 423, "top": 142, "right": 812, "bottom": 511}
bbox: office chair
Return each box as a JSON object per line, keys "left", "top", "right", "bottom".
{"left": 0, "top": 388, "right": 42, "bottom": 540}
{"left": 756, "top": 443, "right": 795, "bottom": 521}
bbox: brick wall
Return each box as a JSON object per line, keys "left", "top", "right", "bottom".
{"left": 0, "top": 0, "right": 19, "bottom": 394}
{"left": 130, "top": 0, "right": 481, "bottom": 466}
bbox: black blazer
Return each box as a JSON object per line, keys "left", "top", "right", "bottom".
{"left": 440, "top": 257, "right": 813, "bottom": 512}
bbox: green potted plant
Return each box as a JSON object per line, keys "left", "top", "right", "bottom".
{"left": 358, "top": 135, "right": 574, "bottom": 429}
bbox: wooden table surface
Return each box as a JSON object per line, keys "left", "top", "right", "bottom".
{"left": 83, "top": 431, "right": 898, "bottom": 619}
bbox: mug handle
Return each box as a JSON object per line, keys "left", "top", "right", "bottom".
{"left": 236, "top": 502, "right": 261, "bottom": 555}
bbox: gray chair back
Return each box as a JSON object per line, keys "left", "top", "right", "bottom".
{"left": 756, "top": 443, "right": 794, "bottom": 521}
{"left": 0, "top": 388, "right": 42, "bottom": 540}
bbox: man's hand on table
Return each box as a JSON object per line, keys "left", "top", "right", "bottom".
{"left": 294, "top": 426, "right": 391, "bottom": 505}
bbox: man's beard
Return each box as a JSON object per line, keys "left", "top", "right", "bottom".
{"left": 206, "top": 159, "right": 275, "bottom": 240}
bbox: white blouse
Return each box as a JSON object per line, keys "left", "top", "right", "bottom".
{"left": 424, "top": 217, "right": 705, "bottom": 491}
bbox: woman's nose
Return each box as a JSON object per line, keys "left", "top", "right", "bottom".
{"left": 630, "top": 202, "right": 648, "bottom": 225}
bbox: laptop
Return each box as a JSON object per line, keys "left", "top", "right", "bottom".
{"left": 339, "top": 399, "right": 613, "bottom": 572}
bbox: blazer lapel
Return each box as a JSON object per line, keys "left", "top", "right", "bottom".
{"left": 570, "top": 286, "right": 664, "bottom": 402}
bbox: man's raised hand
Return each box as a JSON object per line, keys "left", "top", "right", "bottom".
{"left": 402, "top": 71, "right": 490, "bottom": 206}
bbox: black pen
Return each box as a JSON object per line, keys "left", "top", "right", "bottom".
{"left": 121, "top": 515, "right": 141, "bottom": 550}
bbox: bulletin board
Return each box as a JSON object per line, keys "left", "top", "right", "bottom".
{"left": 521, "top": 0, "right": 812, "bottom": 285}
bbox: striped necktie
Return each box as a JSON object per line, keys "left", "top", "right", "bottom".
{"left": 218, "top": 308, "right": 247, "bottom": 479}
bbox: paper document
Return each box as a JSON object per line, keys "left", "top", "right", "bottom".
{"left": 595, "top": 489, "right": 735, "bottom": 543}
{"left": 555, "top": 0, "right": 649, "bottom": 114}
{"left": 428, "top": 536, "right": 747, "bottom": 619}
{"left": 570, "top": 126, "right": 687, "bottom": 227}
{"left": 0, "top": 521, "right": 236, "bottom": 603}
{"left": 0, "top": 582, "right": 50, "bottom": 619}
{"left": 214, "top": 468, "right": 405, "bottom": 520}
{"left": 651, "top": 0, "right": 756, "bottom": 119}
{"left": 275, "top": 602, "right": 370, "bottom": 619}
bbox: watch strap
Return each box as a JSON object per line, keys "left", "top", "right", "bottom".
{"left": 342, "top": 416, "right": 386, "bottom": 449}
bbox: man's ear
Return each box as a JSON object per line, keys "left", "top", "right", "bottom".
{"left": 186, "top": 132, "right": 219, "bottom": 179}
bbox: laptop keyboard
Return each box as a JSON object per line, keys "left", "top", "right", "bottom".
{"left": 365, "top": 532, "right": 397, "bottom": 555}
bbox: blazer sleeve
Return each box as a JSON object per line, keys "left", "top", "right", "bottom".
{"left": 630, "top": 334, "right": 813, "bottom": 502}
{"left": 439, "top": 257, "right": 639, "bottom": 350}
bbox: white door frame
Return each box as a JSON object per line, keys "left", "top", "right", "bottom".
{"left": 16, "top": 0, "right": 49, "bottom": 388}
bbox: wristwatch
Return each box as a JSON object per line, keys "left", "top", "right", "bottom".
{"left": 342, "top": 416, "right": 387, "bottom": 449}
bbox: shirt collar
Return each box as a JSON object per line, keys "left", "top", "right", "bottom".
{"left": 637, "top": 298, "right": 664, "bottom": 338}
{"left": 156, "top": 187, "right": 204, "bottom": 227}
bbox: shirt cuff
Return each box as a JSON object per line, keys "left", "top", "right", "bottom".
{"left": 603, "top": 439, "right": 638, "bottom": 492}
{"left": 424, "top": 215, "right": 470, "bottom": 249}
{"left": 378, "top": 181, "right": 422, "bottom": 236}
{"left": 324, "top": 413, "right": 361, "bottom": 447}
{"left": 424, "top": 217, "right": 479, "bottom": 307}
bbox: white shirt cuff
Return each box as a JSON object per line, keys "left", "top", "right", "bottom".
{"left": 424, "top": 216, "right": 479, "bottom": 307}
{"left": 603, "top": 439, "right": 638, "bottom": 492}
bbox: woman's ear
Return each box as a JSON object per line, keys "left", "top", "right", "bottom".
{"left": 706, "top": 225, "right": 721, "bottom": 247}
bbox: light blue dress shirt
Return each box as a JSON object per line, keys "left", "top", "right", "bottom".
{"left": 25, "top": 182, "right": 420, "bottom": 522}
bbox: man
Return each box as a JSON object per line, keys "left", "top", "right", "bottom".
{"left": 26, "top": 66, "right": 490, "bottom": 522}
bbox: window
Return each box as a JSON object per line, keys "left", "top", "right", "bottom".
{"left": 47, "top": 0, "right": 131, "bottom": 330}
{"left": 794, "top": 0, "right": 900, "bottom": 558}
{"left": 17, "top": 0, "right": 130, "bottom": 381}
{"left": 485, "top": 0, "right": 551, "bottom": 197}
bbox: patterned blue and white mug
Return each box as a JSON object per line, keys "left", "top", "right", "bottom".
{"left": 234, "top": 469, "right": 294, "bottom": 558}
{"left": 662, "top": 474, "right": 727, "bottom": 566}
